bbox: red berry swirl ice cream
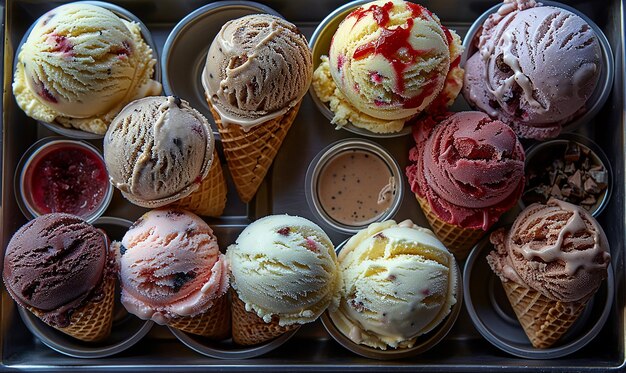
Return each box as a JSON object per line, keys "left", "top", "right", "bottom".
{"left": 115, "top": 209, "right": 228, "bottom": 325}
{"left": 312, "top": 0, "right": 464, "bottom": 133}
{"left": 406, "top": 111, "right": 525, "bottom": 230}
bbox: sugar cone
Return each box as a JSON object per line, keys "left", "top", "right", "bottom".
{"left": 501, "top": 280, "right": 586, "bottom": 349}
{"left": 172, "top": 150, "right": 227, "bottom": 217}
{"left": 231, "top": 289, "right": 298, "bottom": 346}
{"left": 29, "top": 275, "right": 115, "bottom": 342}
{"left": 208, "top": 99, "right": 301, "bottom": 203}
{"left": 167, "top": 294, "right": 231, "bottom": 339}
{"left": 416, "top": 195, "right": 484, "bottom": 260}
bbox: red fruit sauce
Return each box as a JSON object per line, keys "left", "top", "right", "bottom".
{"left": 27, "top": 144, "right": 109, "bottom": 217}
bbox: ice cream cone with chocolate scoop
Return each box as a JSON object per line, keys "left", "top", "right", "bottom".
{"left": 487, "top": 199, "right": 611, "bottom": 348}
{"left": 226, "top": 215, "right": 340, "bottom": 345}
{"left": 2, "top": 214, "right": 116, "bottom": 342}
{"left": 406, "top": 112, "right": 525, "bottom": 260}
{"left": 202, "top": 14, "right": 312, "bottom": 203}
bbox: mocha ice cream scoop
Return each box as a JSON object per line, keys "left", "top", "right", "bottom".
{"left": 104, "top": 96, "right": 215, "bottom": 207}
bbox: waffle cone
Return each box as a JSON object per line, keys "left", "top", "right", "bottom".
{"left": 208, "top": 99, "right": 300, "bottom": 203}
{"left": 231, "top": 289, "right": 297, "bottom": 346}
{"left": 501, "top": 280, "right": 586, "bottom": 349}
{"left": 29, "top": 275, "right": 115, "bottom": 342}
{"left": 416, "top": 195, "right": 484, "bottom": 260}
{"left": 167, "top": 294, "right": 231, "bottom": 339}
{"left": 172, "top": 150, "right": 227, "bottom": 217}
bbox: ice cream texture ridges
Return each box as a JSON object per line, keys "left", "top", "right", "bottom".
{"left": 2, "top": 213, "right": 111, "bottom": 328}
{"left": 312, "top": 0, "right": 464, "bottom": 133}
{"left": 330, "top": 220, "right": 457, "bottom": 350}
{"left": 487, "top": 199, "right": 610, "bottom": 304}
{"left": 226, "top": 215, "right": 340, "bottom": 326}
{"left": 12, "top": 3, "right": 161, "bottom": 134}
{"left": 406, "top": 111, "right": 525, "bottom": 230}
{"left": 203, "top": 14, "right": 312, "bottom": 130}
{"left": 104, "top": 96, "right": 215, "bottom": 208}
{"left": 463, "top": 0, "right": 602, "bottom": 140}
{"left": 116, "top": 209, "right": 229, "bottom": 324}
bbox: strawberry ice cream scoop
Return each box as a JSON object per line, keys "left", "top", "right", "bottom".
{"left": 115, "top": 209, "right": 228, "bottom": 324}
{"left": 406, "top": 111, "right": 525, "bottom": 230}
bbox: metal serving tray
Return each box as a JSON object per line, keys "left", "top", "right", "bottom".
{"left": 1, "top": 0, "right": 624, "bottom": 371}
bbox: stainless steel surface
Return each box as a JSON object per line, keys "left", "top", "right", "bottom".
{"left": 168, "top": 322, "right": 300, "bottom": 360}
{"left": 14, "top": 137, "right": 114, "bottom": 223}
{"left": 1, "top": 0, "right": 624, "bottom": 371}
{"left": 461, "top": 0, "right": 615, "bottom": 137}
{"left": 12, "top": 0, "right": 162, "bottom": 140}
{"left": 304, "top": 138, "right": 404, "bottom": 234}
{"left": 464, "top": 234, "right": 615, "bottom": 359}
{"left": 307, "top": 0, "right": 413, "bottom": 138}
{"left": 521, "top": 133, "right": 613, "bottom": 217}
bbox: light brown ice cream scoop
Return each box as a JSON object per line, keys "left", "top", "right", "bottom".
{"left": 487, "top": 198, "right": 610, "bottom": 303}
{"left": 202, "top": 14, "right": 313, "bottom": 129}
{"left": 104, "top": 96, "right": 214, "bottom": 207}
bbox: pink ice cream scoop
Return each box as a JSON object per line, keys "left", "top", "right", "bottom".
{"left": 406, "top": 111, "right": 525, "bottom": 230}
{"left": 116, "top": 209, "right": 228, "bottom": 324}
{"left": 463, "top": 0, "right": 602, "bottom": 140}
{"left": 487, "top": 199, "right": 610, "bottom": 303}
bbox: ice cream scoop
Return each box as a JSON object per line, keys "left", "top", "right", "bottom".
{"left": 407, "top": 111, "right": 525, "bottom": 230}
{"left": 312, "top": 0, "right": 464, "bottom": 133}
{"left": 104, "top": 96, "right": 215, "bottom": 208}
{"left": 463, "top": 0, "right": 602, "bottom": 140}
{"left": 12, "top": 3, "right": 161, "bottom": 134}
{"left": 488, "top": 199, "right": 610, "bottom": 303}
{"left": 203, "top": 14, "right": 312, "bottom": 130}
{"left": 115, "top": 209, "right": 229, "bottom": 324}
{"left": 3, "top": 213, "right": 112, "bottom": 328}
{"left": 330, "top": 220, "right": 457, "bottom": 350}
{"left": 226, "top": 214, "right": 340, "bottom": 326}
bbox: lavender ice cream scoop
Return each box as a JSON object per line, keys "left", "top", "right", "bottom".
{"left": 463, "top": 0, "right": 602, "bottom": 140}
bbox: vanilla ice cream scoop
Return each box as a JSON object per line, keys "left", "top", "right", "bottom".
{"left": 312, "top": 0, "right": 464, "bottom": 133}
{"left": 226, "top": 215, "right": 340, "bottom": 326}
{"left": 12, "top": 3, "right": 161, "bottom": 134}
{"left": 203, "top": 14, "right": 312, "bottom": 129}
{"left": 330, "top": 220, "right": 457, "bottom": 350}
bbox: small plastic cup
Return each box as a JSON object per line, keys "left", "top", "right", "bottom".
{"left": 161, "top": 1, "right": 281, "bottom": 126}
{"left": 13, "top": 1, "right": 162, "bottom": 140}
{"left": 305, "top": 138, "right": 404, "bottom": 234}
{"left": 463, "top": 234, "right": 614, "bottom": 359}
{"left": 320, "top": 238, "right": 463, "bottom": 360}
{"left": 461, "top": 0, "right": 614, "bottom": 136}
{"left": 307, "top": 0, "right": 412, "bottom": 138}
{"left": 521, "top": 133, "right": 612, "bottom": 217}
{"left": 16, "top": 216, "right": 153, "bottom": 358}
{"left": 15, "top": 137, "right": 113, "bottom": 224}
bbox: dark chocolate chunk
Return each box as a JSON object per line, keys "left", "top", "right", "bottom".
{"left": 173, "top": 272, "right": 196, "bottom": 292}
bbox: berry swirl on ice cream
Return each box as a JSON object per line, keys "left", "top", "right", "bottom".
{"left": 406, "top": 111, "right": 525, "bottom": 230}
{"left": 312, "top": 0, "right": 464, "bottom": 133}
{"left": 12, "top": 3, "right": 161, "bottom": 134}
{"left": 330, "top": 220, "right": 457, "bottom": 350}
{"left": 463, "top": 0, "right": 602, "bottom": 140}
{"left": 115, "top": 209, "right": 228, "bottom": 324}
{"left": 488, "top": 199, "right": 610, "bottom": 303}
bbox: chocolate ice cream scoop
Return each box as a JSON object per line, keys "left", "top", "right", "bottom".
{"left": 488, "top": 199, "right": 610, "bottom": 303}
{"left": 2, "top": 213, "right": 110, "bottom": 327}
